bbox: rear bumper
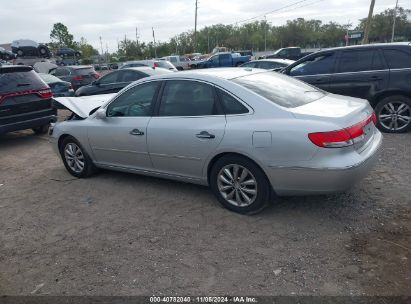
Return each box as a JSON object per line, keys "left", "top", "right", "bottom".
{"left": 267, "top": 131, "right": 383, "bottom": 195}
{"left": 0, "top": 109, "right": 56, "bottom": 134}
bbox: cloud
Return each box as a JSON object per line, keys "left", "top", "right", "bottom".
{"left": 0, "top": 0, "right": 406, "bottom": 52}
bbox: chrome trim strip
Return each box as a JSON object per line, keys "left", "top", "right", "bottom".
{"left": 149, "top": 152, "right": 201, "bottom": 161}
{"left": 93, "top": 147, "right": 148, "bottom": 155}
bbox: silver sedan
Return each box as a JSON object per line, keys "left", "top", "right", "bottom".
{"left": 50, "top": 68, "right": 382, "bottom": 214}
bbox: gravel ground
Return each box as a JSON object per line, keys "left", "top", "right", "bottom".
{"left": 0, "top": 122, "right": 410, "bottom": 296}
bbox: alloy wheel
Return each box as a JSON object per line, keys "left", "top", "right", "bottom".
{"left": 378, "top": 101, "right": 411, "bottom": 132}
{"left": 64, "top": 143, "right": 85, "bottom": 173}
{"left": 217, "top": 164, "right": 258, "bottom": 207}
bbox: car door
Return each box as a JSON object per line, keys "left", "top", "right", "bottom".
{"left": 147, "top": 80, "right": 226, "bottom": 180}
{"left": 286, "top": 51, "right": 337, "bottom": 91}
{"left": 328, "top": 48, "right": 389, "bottom": 100}
{"left": 87, "top": 81, "right": 161, "bottom": 170}
{"left": 219, "top": 54, "right": 232, "bottom": 67}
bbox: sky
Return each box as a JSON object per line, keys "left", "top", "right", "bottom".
{"left": 0, "top": 0, "right": 409, "bottom": 52}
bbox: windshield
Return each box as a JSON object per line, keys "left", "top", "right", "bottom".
{"left": 231, "top": 72, "right": 325, "bottom": 108}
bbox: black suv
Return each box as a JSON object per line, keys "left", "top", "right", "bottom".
{"left": 283, "top": 43, "right": 411, "bottom": 133}
{"left": 0, "top": 66, "right": 56, "bottom": 135}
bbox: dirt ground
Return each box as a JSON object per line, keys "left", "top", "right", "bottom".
{"left": 0, "top": 121, "right": 410, "bottom": 296}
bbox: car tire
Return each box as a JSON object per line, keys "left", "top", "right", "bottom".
{"left": 38, "top": 46, "right": 47, "bottom": 56}
{"left": 32, "top": 124, "right": 49, "bottom": 134}
{"left": 375, "top": 95, "right": 411, "bottom": 133}
{"left": 60, "top": 136, "right": 97, "bottom": 178}
{"left": 210, "top": 155, "right": 271, "bottom": 214}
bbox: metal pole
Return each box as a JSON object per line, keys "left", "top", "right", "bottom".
{"left": 264, "top": 15, "right": 267, "bottom": 52}
{"left": 391, "top": 0, "right": 399, "bottom": 42}
{"left": 362, "top": 0, "right": 375, "bottom": 44}
{"left": 194, "top": 0, "right": 198, "bottom": 52}
{"left": 152, "top": 27, "right": 157, "bottom": 58}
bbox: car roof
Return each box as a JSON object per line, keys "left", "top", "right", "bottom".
{"left": 0, "top": 65, "right": 33, "bottom": 73}
{"left": 61, "top": 65, "right": 93, "bottom": 69}
{"left": 251, "top": 59, "right": 295, "bottom": 64}
{"left": 147, "top": 67, "right": 266, "bottom": 81}
{"left": 122, "top": 66, "right": 174, "bottom": 75}
{"left": 316, "top": 42, "right": 411, "bottom": 53}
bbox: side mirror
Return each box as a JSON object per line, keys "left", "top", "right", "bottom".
{"left": 95, "top": 108, "right": 107, "bottom": 120}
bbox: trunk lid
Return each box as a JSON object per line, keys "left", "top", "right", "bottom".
{"left": 290, "top": 93, "right": 376, "bottom": 152}
{"left": 289, "top": 93, "right": 373, "bottom": 127}
{"left": 54, "top": 93, "right": 115, "bottom": 118}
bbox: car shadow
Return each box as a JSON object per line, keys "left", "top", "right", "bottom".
{"left": 94, "top": 168, "right": 364, "bottom": 220}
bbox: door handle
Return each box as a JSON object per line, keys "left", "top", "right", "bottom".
{"left": 196, "top": 131, "right": 215, "bottom": 139}
{"left": 130, "top": 129, "right": 144, "bottom": 136}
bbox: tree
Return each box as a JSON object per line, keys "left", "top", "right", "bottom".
{"left": 357, "top": 7, "right": 411, "bottom": 42}
{"left": 78, "top": 37, "right": 98, "bottom": 59}
{"left": 49, "top": 23, "right": 76, "bottom": 49}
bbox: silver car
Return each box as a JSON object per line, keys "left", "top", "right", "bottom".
{"left": 50, "top": 68, "right": 382, "bottom": 214}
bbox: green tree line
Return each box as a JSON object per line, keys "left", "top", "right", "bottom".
{"left": 49, "top": 6, "right": 410, "bottom": 62}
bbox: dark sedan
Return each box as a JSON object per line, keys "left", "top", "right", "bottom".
{"left": 75, "top": 67, "right": 173, "bottom": 96}
{"left": 38, "top": 73, "right": 74, "bottom": 97}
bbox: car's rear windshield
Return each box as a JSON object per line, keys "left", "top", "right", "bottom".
{"left": 75, "top": 67, "right": 95, "bottom": 75}
{"left": 156, "top": 61, "right": 174, "bottom": 69}
{"left": 0, "top": 69, "right": 47, "bottom": 93}
{"left": 231, "top": 72, "right": 325, "bottom": 108}
{"left": 39, "top": 73, "right": 61, "bottom": 83}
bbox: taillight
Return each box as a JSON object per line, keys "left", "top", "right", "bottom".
{"left": 0, "top": 88, "right": 52, "bottom": 104}
{"left": 38, "top": 89, "right": 53, "bottom": 99}
{"left": 94, "top": 73, "right": 100, "bottom": 79}
{"left": 72, "top": 75, "right": 83, "bottom": 81}
{"left": 308, "top": 113, "right": 376, "bottom": 148}
{"left": 153, "top": 62, "right": 159, "bottom": 68}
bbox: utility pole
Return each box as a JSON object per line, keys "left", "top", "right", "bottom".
{"left": 391, "top": 0, "right": 399, "bottom": 42}
{"left": 152, "top": 27, "right": 157, "bottom": 58}
{"left": 194, "top": 0, "right": 198, "bottom": 52}
{"left": 362, "top": 0, "right": 375, "bottom": 44}
{"left": 346, "top": 19, "right": 350, "bottom": 46}
{"left": 136, "top": 27, "right": 139, "bottom": 46}
{"left": 99, "top": 36, "right": 103, "bottom": 66}
{"left": 264, "top": 15, "right": 267, "bottom": 52}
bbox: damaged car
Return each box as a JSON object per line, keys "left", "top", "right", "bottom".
{"left": 50, "top": 68, "right": 382, "bottom": 214}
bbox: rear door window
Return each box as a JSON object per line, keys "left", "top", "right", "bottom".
{"left": 289, "top": 52, "right": 336, "bottom": 76}
{"left": 383, "top": 49, "right": 411, "bottom": 69}
{"left": 217, "top": 89, "right": 248, "bottom": 114}
{"left": 337, "top": 49, "right": 384, "bottom": 73}
{"left": 99, "top": 71, "right": 119, "bottom": 84}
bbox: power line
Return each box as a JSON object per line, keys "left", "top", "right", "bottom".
{"left": 230, "top": 0, "right": 311, "bottom": 25}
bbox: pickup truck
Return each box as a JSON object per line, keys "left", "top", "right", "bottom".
{"left": 195, "top": 52, "right": 250, "bottom": 69}
{"left": 265, "top": 47, "right": 312, "bottom": 61}
{"left": 160, "top": 55, "right": 190, "bottom": 70}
